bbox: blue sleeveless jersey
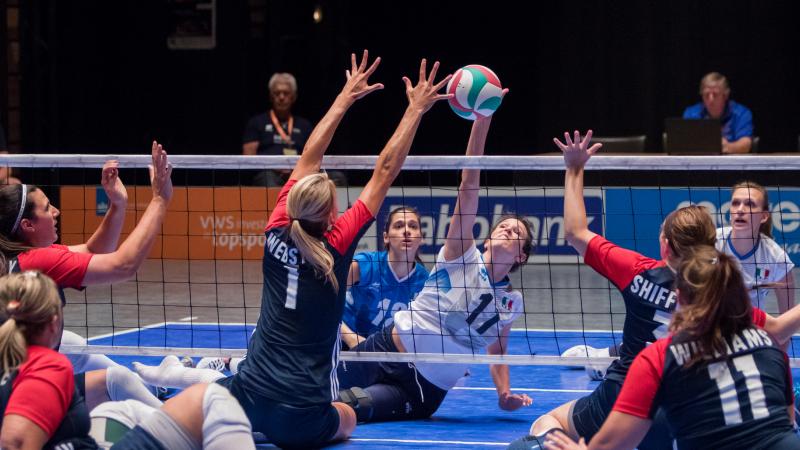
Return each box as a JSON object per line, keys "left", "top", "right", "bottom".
{"left": 342, "top": 251, "right": 428, "bottom": 336}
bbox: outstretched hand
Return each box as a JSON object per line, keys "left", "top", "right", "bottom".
{"left": 403, "top": 59, "right": 453, "bottom": 114}
{"left": 101, "top": 160, "right": 128, "bottom": 207}
{"left": 474, "top": 88, "right": 509, "bottom": 127}
{"left": 341, "top": 50, "right": 384, "bottom": 101}
{"left": 148, "top": 141, "right": 173, "bottom": 202}
{"left": 553, "top": 130, "right": 602, "bottom": 170}
{"left": 498, "top": 391, "right": 533, "bottom": 411}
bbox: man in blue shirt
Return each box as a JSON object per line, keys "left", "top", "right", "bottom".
{"left": 683, "top": 72, "right": 753, "bottom": 154}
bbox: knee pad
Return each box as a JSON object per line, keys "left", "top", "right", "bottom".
{"left": 90, "top": 399, "right": 157, "bottom": 446}
{"left": 338, "top": 387, "right": 373, "bottom": 423}
{"left": 202, "top": 384, "right": 251, "bottom": 431}
{"left": 506, "top": 434, "right": 545, "bottom": 450}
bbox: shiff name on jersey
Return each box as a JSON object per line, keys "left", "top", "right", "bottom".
{"left": 267, "top": 232, "right": 299, "bottom": 265}
{"left": 628, "top": 274, "right": 677, "bottom": 310}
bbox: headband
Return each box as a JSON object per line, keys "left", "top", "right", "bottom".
{"left": 10, "top": 184, "right": 28, "bottom": 235}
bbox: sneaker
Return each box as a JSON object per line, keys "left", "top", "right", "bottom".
{"left": 584, "top": 362, "right": 608, "bottom": 381}
{"left": 561, "top": 344, "right": 594, "bottom": 359}
{"left": 197, "top": 357, "right": 228, "bottom": 372}
{"left": 560, "top": 344, "right": 595, "bottom": 369}
{"left": 561, "top": 345, "right": 608, "bottom": 380}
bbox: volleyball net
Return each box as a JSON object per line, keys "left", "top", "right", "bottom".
{"left": 3, "top": 154, "right": 800, "bottom": 367}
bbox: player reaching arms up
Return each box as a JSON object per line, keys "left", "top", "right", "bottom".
{"left": 134, "top": 51, "right": 452, "bottom": 449}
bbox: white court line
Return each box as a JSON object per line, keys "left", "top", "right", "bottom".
{"left": 453, "top": 386, "right": 592, "bottom": 394}
{"left": 349, "top": 438, "right": 508, "bottom": 446}
{"left": 86, "top": 322, "right": 168, "bottom": 342}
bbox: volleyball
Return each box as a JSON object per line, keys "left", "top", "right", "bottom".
{"left": 446, "top": 65, "right": 504, "bottom": 120}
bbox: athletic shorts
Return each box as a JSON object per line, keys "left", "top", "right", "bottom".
{"left": 217, "top": 375, "right": 339, "bottom": 449}
{"left": 571, "top": 378, "right": 622, "bottom": 441}
{"left": 109, "top": 425, "right": 166, "bottom": 450}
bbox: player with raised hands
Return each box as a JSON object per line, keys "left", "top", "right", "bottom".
{"left": 134, "top": 51, "right": 453, "bottom": 448}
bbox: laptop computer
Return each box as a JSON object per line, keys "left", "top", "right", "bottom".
{"left": 664, "top": 118, "right": 722, "bottom": 155}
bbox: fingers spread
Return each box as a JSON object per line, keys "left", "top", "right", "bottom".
{"left": 427, "top": 61, "right": 440, "bottom": 84}
{"left": 418, "top": 58, "right": 427, "bottom": 83}
{"left": 432, "top": 73, "right": 453, "bottom": 92}
{"left": 365, "top": 56, "right": 381, "bottom": 76}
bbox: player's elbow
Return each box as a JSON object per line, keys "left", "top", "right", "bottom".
{"left": 0, "top": 433, "right": 26, "bottom": 450}
{"left": 107, "top": 254, "right": 140, "bottom": 281}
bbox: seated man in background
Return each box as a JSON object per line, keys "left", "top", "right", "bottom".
{"left": 683, "top": 71, "right": 753, "bottom": 154}
{"left": 242, "top": 72, "right": 346, "bottom": 186}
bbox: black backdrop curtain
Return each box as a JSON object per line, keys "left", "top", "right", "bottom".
{"left": 18, "top": 0, "right": 800, "bottom": 156}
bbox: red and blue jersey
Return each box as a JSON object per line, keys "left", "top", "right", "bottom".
{"left": 236, "top": 179, "right": 374, "bottom": 405}
{"left": 0, "top": 346, "right": 95, "bottom": 449}
{"left": 616, "top": 328, "right": 795, "bottom": 449}
{"left": 583, "top": 235, "right": 678, "bottom": 383}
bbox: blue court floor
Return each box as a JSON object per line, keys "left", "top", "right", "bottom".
{"left": 89, "top": 325, "right": 800, "bottom": 449}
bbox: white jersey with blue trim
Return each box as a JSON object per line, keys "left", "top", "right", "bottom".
{"left": 393, "top": 245, "right": 523, "bottom": 390}
{"left": 716, "top": 226, "right": 794, "bottom": 308}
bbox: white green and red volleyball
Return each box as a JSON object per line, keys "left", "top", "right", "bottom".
{"left": 446, "top": 65, "right": 503, "bottom": 120}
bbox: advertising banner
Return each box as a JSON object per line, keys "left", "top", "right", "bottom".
{"left": 59, "top": 185, "right": 800, "bottom": 264}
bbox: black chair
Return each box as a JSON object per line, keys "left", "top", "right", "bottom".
{"left": 750, "top": 136, "right": 760, "bottom": 153}
{"left": 591, "top": 135, "right": 646, "bottom": 153}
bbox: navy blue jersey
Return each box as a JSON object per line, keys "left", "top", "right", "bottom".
{"left": 342, "top": 251, "right": 428, "bottom": 337}
{"left": 236, "top": 179, "right": 374, "bottom": 405}
{"left": 584, "top": 236, "right": 769, "bottom": 384}
{"left": 583, "top": 236, "right": 679, "bottom": 383}
{"left": 616, "top": 328, "right": 796, "bottom": 449}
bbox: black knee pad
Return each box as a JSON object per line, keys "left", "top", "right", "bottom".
{"left": 338, "top": 387, "right": 373, "bottom": 423}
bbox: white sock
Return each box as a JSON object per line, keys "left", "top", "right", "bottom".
{"left": 60, "top": 330, "right": 121, "bottom": 373}
{"left": 134, "top": 355, "right": 224, "bottom": 389}
{"left": 201, "top": 383, "right": 255, "bottom": 450}
{"left": 106, "top": 366, "right": 163, "bottom": 408}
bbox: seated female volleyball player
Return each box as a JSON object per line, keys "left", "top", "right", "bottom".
{"left": 0, "top": 142, "right": 174, "bottom": 411}
{"left": 565, "top": 179, "right": 797, "bottom": 380}
{"left": 0, "top": 143, "right": 171, "bottom": 374}
{"left": 717, "top": 180, "right": 795, "bottom": 313}
{"left": 334, "top": 111, "right": 534, "bottom": 424}
{"left": 135, "top": 51, "right": 453, "bottom": 448}
{"left": 544, "top": 246, "right": 800, "bottom": 450}
{"left": 340, "top": 205, "right": 429, "bottom": 350}
{"left": 0, "top": 271, "right": 254, "bottom": 450}
{"left": 517, "top": 131, "right": 800, "bottom": 450}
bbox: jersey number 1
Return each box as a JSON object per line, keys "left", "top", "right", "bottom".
{"left": 707, "top": 354, "right": 769, "bottom": 425}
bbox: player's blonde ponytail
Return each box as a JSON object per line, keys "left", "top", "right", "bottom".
{"left": 287, "top": 173, "right": 339, "bottom": 293}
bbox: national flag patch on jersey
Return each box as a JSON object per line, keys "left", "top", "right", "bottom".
{"left": 755, "top": 268, "right": 770, "bottom": 280}
{"left": 500, "top": 296, "right": 514, "bottom": 311}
